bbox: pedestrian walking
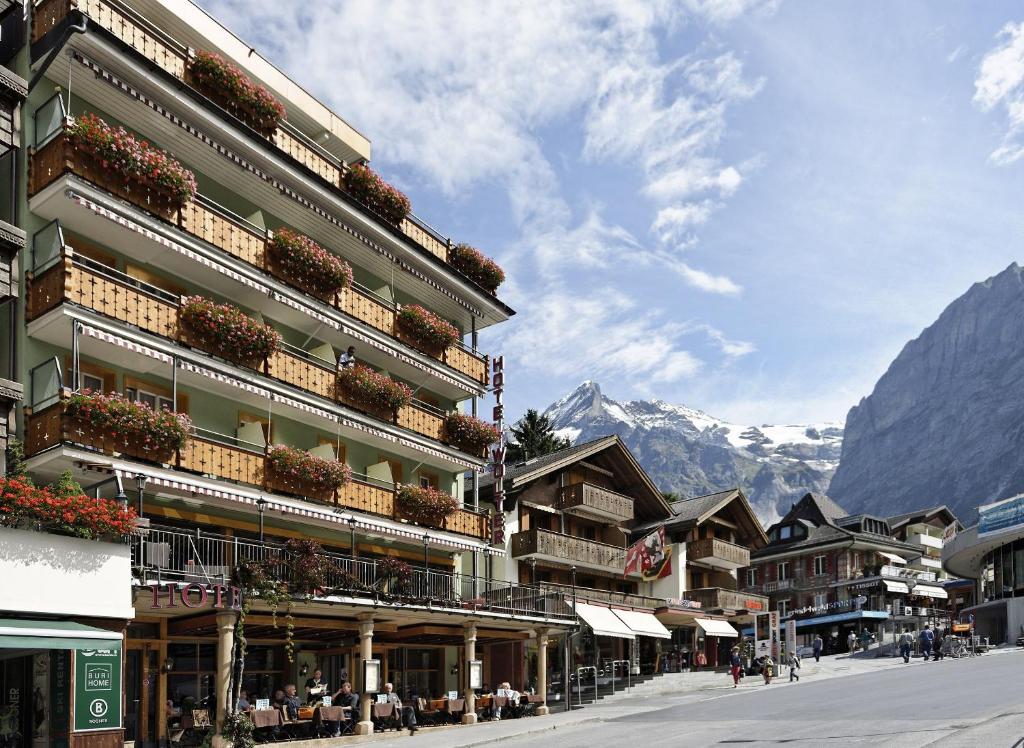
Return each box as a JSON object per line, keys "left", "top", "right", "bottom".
{"left": 847, "top": 631, "right": 856, "bottom": 653}
{"left": 933, "top": 630, "right": 944, "bottom": 661}
{"left": 812, "top": 634, "right": 823, "bottom": 663}
{"left": 761, "top": 655, "right": 774, "bottom": 685}
{"left": 788, "top": 651, "right": 801, "bottom": 682}
{"left": 898, "top": 630, "right": 913, "bottom": 663}
{"left": 920, "top": 625, "right": 934, "bottom": 660}
{"left": 729, "top": 646, "right": 743, "bottom": 688}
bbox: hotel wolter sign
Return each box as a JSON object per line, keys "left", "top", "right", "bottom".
{"left": 490, "top": 356, "right": 506, "bottom": 544}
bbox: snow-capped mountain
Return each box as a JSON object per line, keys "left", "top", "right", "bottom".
{"left": 540, "top": 381, "right": 843, "bottom": 524}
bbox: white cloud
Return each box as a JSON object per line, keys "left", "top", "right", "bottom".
{"left": 947, "top": 44, "right": 967, "bottom": 64}
{"left": 681, "top": 0, "right": 780, "bottom": 25}
{"left": 974, "top": 21, "right": 1024, "bottom": 165}
{"left": 652, "top": 201, "right": 718, "bottom": 242}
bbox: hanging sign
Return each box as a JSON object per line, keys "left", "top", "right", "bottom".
{"left": 74, "top": 648, "right": 121, "bottom": 732}
{"left": 490, "top": 355, "right": 507, "bottom": 545}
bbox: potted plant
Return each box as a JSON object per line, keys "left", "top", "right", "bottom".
{"left": 342, "top": 164, "right": 411, "bottom": 226}
{"left": 267, "top": 228, "right": 352, "bottom": 301}
{"left": 449, "top": 243, "right": 505, "bottom": 293}
{"left": 443, "top": 412, "right": 500, "bottom": 456}
{"left": 375, "top": 556, "right": 413, "bottom": 597}
{"left": 396, "top": 304, "right": 460, "bottom": 355}
{"left": 0, "top": 476, "right": 137, "bottom": 541}
{"left": 179, "top": 296, "right": 282, "bottom": 368}
{"left": 187, "top": 51, "right": 286, "bottom": 137}
{"left": 336, "top": 364, "right": 412, "bottom": 418}
{"left": 64, "top": 390, "right": 191, "bottom": 463}
{"left": 264, "top": 444, "right": 351, "bottom": 503}
{"left": 66, "top": 113, "right": 197, "bottom": 216}
{"left": 396, "top": 484, "right": 459, "bottom": 528}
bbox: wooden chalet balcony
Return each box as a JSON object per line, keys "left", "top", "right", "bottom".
{"left": 537, "top": 581, "right": 662, "bottom": 610}
{"left": 510, "top": 528, "right": 626, "bottom": 574}
{"left": 28, "top": 131, "right": 488, "bottom": 385}
{"left": 556, "top": 482, "right": 634, "bottom": 524}
{"left": 687, "top": 537, "right": 750, "bottom": 570}
{"left": 24, "top": 253, "right": 470, "bottom": 456}
{"left": 687, "top": 587, "right": 769, "bottom": 613}
{"left": 23, "top": 399, "right": 489, "bottom": 540}
{"left": 32, "top": 0, "right": 456, "bottom": 267}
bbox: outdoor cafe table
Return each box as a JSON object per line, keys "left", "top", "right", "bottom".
{"left": 448, "top": 698, "right": 466, "bottom": 720}
{"left": 372, "top": 702, "right": 396, "bottom": 720}
{"left": 250, "top": 708, "right": 284, "bottom": 729}
{"left": 314, "top": 705, "right": 350, "bottom": 732}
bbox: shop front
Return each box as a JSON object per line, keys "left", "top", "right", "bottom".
{"left": 653, "top": 605, "right": 737, "bottom": 672}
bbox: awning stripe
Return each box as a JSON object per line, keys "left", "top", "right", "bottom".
{"left": 883, "top": 580, "right": 910, "bottom": 594}
{"left": 342, "top": 324, "right": 466, "bottom": 390}
{"left": 79, "top": 323, "right": 173, "bottom": 363}
{"left": 912, "top": 584, "right": 948, "bottom": 600}
{"left": 572, "top": 601, "right": 635, "bottom": 640}
{"left": 271, "top": 392, "right": 336, "bottom": 422}
{"left": 613, "top": 608, "right": 671, "bottom": 639}
{"left": 695, "top": 618, "right": 739, "bottom": 638}
{"left": 272, "top": 291, "right": 341, "bottom": 330}
{"left": 177, "top": 360, "right": 272, "bottom": 398}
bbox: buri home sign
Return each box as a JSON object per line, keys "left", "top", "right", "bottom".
{"left": 74, "top": 649, "right": 121, "bottom": 732}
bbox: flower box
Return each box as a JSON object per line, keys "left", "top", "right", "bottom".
{"left": 66, "top": 113, "right": 197, "bottom": 218}
{"left": 0, "top": 477, "right": 137, "bottom": 541}
{"left": 396, "top": 305, "right": 460, "bottom": 355}
{"left": 64, "top": 390, "right": 191, "bottom": 464}
{"left": 179, "top": 296, "right": 282, "bottom": 368}
{"left": 443, "top": 413, "right": 500, "bottom": 456}
{"left": 187, "top": 51, "right": 286, "bottom": 137}
{"left": 396, "top": 484, "right": 459, "bottom": 528}
{"left": 375, "top": 556, "right": 413, "bottom": 597}
{"left": 449, "top": 243, "right": 505, "bottom": 293}
{"left": 343, "top": 164, "right": 411, "bottom": 226}
{"left": 265, "top": 445, "right": 351, "bottom": 503}
{"left": 336, "top": 365, "right": 412, "bottom": 418}
{"left": 267, "top": 228, "right": 352, "bottom": 301}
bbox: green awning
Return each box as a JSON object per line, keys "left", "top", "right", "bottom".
{"left": 0, "top": 619, "right": 122, "bottom": 650}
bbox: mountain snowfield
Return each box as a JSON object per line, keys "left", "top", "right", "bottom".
{"left": 540, "top": 381, "right": 843, "bottom": 524}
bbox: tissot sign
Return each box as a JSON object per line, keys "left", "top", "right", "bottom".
{"left": 147, "top": 582, "right": 243, "bottom": 610}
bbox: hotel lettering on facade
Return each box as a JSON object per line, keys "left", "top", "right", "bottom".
{"left": 0, "top": 1, "right": 574, "bottom": 746}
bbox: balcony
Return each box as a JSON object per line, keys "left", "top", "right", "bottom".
{"left": 24, "top": 399, "right": 490, "bottom": 541}
{"left": 134, "top": 524, "right": 572, "bottom": 620}
{"left": 28, "top": 131, "right": 488, "bottom": 386}
{"left": 556, "top": 482, "right": 634, "bottom": 524}
{"left": 510, "top": 529, "right": 626, "bottom": 575}
{"left": 687, "top": 587, "right": 769, "bottom": 613}
{"left": 765, "top": 579, "right": 793, "bottom": 592}
{"left": 880, "top": 564, "right": 936, "bottom": 583}
{"left": 536, "top": 582, "right": 663, "bottom": 610}
{"left": 686, "top": 537, "right": 750, "bottom": 570}
{"left": 912, "top": 533, "right": 944, "bottom": 550}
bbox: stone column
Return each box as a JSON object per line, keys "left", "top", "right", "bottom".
{"left": 214, "top": 611, "right": 236, "bottom": 737}
{"left": 535, "top": 627, "right": 550, "bottom": 715}
{"left": 355, "top": 616, "right": 375, "bottom": 735}
{"left": 461, "top": 621, "right": 478, "bottom": 724}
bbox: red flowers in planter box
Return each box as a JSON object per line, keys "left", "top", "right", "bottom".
{"left": 0, "top": 477, "right": 137, "bottom": 541}
{"left": 66, "top": 390, "right": 191, "bottom": 454}
{"left": 180, "top": 296, "right": 282, "bottom": 365}
{"left": 337, "top": 364, "right": 412, "bottom": 413}
{"left": 67, "top": 113, "right": 197, "bottom": 206}
{"left": 443, "top": 412, "right": 500, "bottom": 455}
{"left": 396, "top": 305, "right": 460, "bottom": 352}
{"left": 189, "top": 50, "right": 286, "bottom": 135}
{"left": 396, "top": 484, "right": 459, "bottom": 527}
{"left": 375, "top": 556, "right": 413, "bottom": 594}
{"left": 268, "top": 228, "right": 352, "bottom": 298}
{"left": 449, "top": 243, "right": 505, "bottom": 293}
{"left": 266, "top": 445, "right": 351, "bottom": 492}
{"left": 343, "top": 164, "right": 411, "bottom": 226}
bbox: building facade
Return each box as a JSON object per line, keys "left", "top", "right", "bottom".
{"left": 886, "top": 505, "right": 961, "bottom": 584}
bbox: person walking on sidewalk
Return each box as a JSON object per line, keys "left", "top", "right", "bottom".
{"left": 761, "top": 655, "right": 774, "bottom": 685}
{"left": 812, "top": 635, "right": 823, "bottom": 663}
{"left": 933, "top": 630, "right": 944, "bottom": 661}
{"left": 898, "top": 630, "right": 914, "bottom": 663}
{"left": 729, "top": 646, "right": 743, "bottom": 688}
{"left": 847, "top": 631, "right": 857, "bottom": 653}
{"left": 788, "top": 651, "right": 801, "bottom": 682}
{"left": 920, "top": 625, "right": 934, "bottom": 660}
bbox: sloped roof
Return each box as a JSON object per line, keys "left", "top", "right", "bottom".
{"left": 633, "top": 488, "right": 768, "bottom": 547}
{"left": 807, "top": 493, "right": 849, "bottom": 523}
{"left": 477, "top": 436, "right": 619, "bottom": 489}
{"left": 886, "top": 505, "right": 960, "bottom": 531}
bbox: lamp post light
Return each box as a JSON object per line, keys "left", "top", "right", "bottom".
{"left": 530, "top": 557, "right": 537, "bottom": 587}
{"left": 256, "top": 498, "right": 266, "bottom": 542}
{"left": 135, "top": 474, "right": 147, "bottom": 517}
{"left": 423, "top": 534, "right": 430, "bottom": 568}
{"left": 348, "top": 517, "right": 358, "bottom": 558}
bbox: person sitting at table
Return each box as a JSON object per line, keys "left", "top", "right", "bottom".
{"left": 380, "top": 682, "right": 417, "bottom": 734}
{"left": 495, "top": 682, "right": 520, "bottom": 720}
{"left": 282, "top": 685, "right": 301, "bottom": 720}
{"left": 237, "top": 689, "right": 251, "bottom": 711}
{"left": 328, "top": 681, "right": 359, "bottom": 736}
{"left": 272, "top": 689, "right": 286, "bottom": 709}
{"left": 305, "top": 669, "right": 328, "bottom": 705}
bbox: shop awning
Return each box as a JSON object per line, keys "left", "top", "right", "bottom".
{"left": 695, "top": 618, "right": 739, "bottom": 638}
{"left": 612, "top": 609, "right": 671, "bottom": 639}
{"left": 913, "top": 584, "right": 948, "bottom": 599}
{"left": 878, "top": 552, "right": 906, "bottom": 564}
{"left": 883, "top": 580, "right": 910, "bottom": 594}
{"left": 0, "top": 619, "right": 122, "bottom": 650}
{"left": 572, "top": 602, "right": 635, "bottom": 639}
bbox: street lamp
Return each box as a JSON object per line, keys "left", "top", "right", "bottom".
{"left": 256, "top": 498, "right": 266, "bottom": 541}
{"left": 135, "top": 474, "right": 148, "bottom": 517}
{"left": 530, "top": 557, "right": 537, "bottom": 587}
{"left": 423, "top": 534, "right": 430, "bottom": 568}
{"left": 348, "top": 517, "right": 358, "bottom": 558}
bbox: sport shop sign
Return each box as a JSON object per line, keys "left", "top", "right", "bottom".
{"left": 147, "top": 582, "right": 243, "bottom": 610}
{"left": 490, "top": 356, "right": 507, "bottom": 545}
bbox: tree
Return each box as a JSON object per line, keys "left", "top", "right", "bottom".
{"left": 506, "top": 409, "right": 570, "bottom": 463}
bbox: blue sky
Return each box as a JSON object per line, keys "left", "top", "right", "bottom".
{"left": 200, "top": 0, "right": 1024, "bottom": 426}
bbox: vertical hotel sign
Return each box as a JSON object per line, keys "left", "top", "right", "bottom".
{"left": 491, "top": 356, "right": 506, "bottom": 544}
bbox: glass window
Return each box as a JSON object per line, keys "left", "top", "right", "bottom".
{"left": 168, "top": 644, "right": 197, "bottom": 672}
{"left": 81, "top": 372, "right": 104, "bottom": 393}
{"left": 777, "top": 562, "right": 789, "bottom": 581}
{"left": 1014, "top": 543, "right": 1024, "bottom": 596}
{"left": 813, "top": 555, "right": 826, "bottom": 575}
{"left": 780, "top": 526, "right": 792, "bottom": 540}
{"left": 777, "top": 599, "right": 789, "bottom": 617}
{"left": 746, "top": 568, "right": 757, "bottom": 587}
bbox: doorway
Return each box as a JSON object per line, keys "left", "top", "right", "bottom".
{"left": 125, "top": 646, "right": 158, "bottom": 747}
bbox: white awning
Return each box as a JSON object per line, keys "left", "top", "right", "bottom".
{"left": 695, "top": 618, "right": 739, "bottom": 638}
{"left": 612, "top": 609, "right": 671, "bottom": 639}
{"left": 572, "top": 602, "right": 635, "bottom": 639}
{"left": 878, "top": 552, "right": 906, "bottom": 564}
{"left": 883, "top": 580, "right": 910, "bottom": 594}
{"left": 913, "top": 584, "right": 948, "bottom": 600}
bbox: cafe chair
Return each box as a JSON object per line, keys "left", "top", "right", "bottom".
{"left": 416, "top": 697, "right": 441, "bottom": 726}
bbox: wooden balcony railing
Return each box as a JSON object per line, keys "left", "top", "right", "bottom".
{"left": 536, "top": 581, "right": 663, "bottom": 610}
{"left": 687, "top": 537, "right": 751, "bottom": 568}
{"left": 31, "top": 0, "right": 465, "bottom": 268}
{"left": 687, "top": 587, "right": 769, "bottom": 613}
{"left": 28, "top": 131, "right": 488, "bottom": 385}
{"left": 556, "top": 482, "right": 634, "bottom": 523}
{"left": 24, "top": 398, "right": 490, "bottom": 540}
{"left": 510, "top": 528, "right": 626, "bottom": 573}
{"left": 25, "top": 254, "right": 474, "bottom": 457}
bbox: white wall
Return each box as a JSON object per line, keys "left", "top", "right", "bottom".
{"left": 649, "top": 542, "right": 687, "bottom": 600}
{"left": 0, "top": 527, "right": 134, "bottom": 619}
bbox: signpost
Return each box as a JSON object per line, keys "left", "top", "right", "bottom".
{"left": 73, "top": 649, "right": 121, "bottom": 732}
{"left": 785, "top": 619, "right": 797, "bottom": 657}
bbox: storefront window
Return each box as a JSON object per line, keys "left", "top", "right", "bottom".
{"left": 404, "top": 649, "right": 442, "bottom": 700}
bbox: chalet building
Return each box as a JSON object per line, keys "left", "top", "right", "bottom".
{"left": 886, "top": 505, "right": 961, "bottom": 583}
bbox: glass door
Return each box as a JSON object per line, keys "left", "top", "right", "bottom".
{"left": 125, "top": 646, "right": 158, "bottom": 747}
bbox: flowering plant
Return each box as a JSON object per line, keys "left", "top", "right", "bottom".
{"left": 396, "top": 305, "right": 460, "bottom": 351}
{"left": 189, "top": 51, "right": 286, "bottom": 133}
{"left": 268, "top": 228, "right": 352, "bottom": 298}
{"left": 67, "top": 113, "right": 197, "bottom": 205}
{"left": 66, "top": 390, "right": 191, "bottom": 454}
{"left": 180, "top": 296, "right": 281, "bottom": 365}
{"left": 376, "top": 556, "right": 413, "bottom": 595}
{"left": 266, "top": 445, "right": 351, "bottom": 492}
{"left": 0, "top": 477, "right": 137, "bottom": 540}
{"left": 337, "top": 364, "right": 412, "bottom": 413}
{"left": 343, "top": 164, "right": 411, "bottom": 225}
{"left": 396, "top": 484, "right": 459, "bottom": 527}
{"left": 449, "top": 243, "right": 505, "bottom": 293}
{"left": 443, "top": 412, "right": 500, "bottom": 455}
